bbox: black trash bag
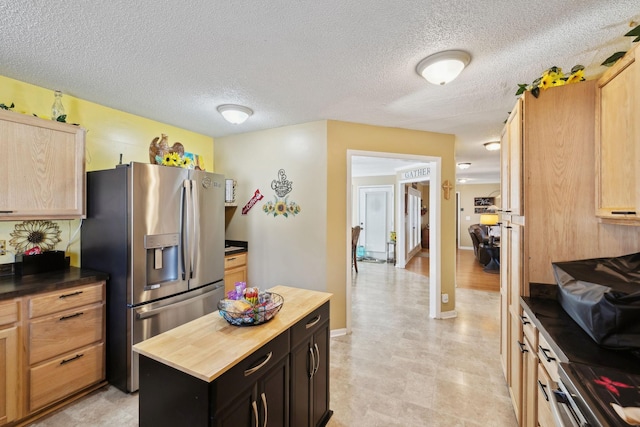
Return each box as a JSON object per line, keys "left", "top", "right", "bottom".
{"left": 552, "top": 252, "right": 640, "bottom": 349}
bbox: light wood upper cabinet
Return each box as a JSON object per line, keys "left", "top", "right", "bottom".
{"left": 501, "top": 99, "right": 523, "bottom": 217}
{"left": 0, "top": 109, "right": 86, "bottom": 219}
{"left": 596, "top": 44, "right": 640, "bottom": 223}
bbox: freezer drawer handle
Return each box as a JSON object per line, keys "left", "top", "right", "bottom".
{"left": 136, "top": 286, "right": 221, "bottom": 320}
{"left": 306, "top": 314, "right": 321, "bottom": 329}
{"left": 60, "top": 312, "right": 84, "bottom": 321}
{"left": 59, "top": 290, "right": 83, "bottom": 299}
{"left": 60, "top": 353, "right": 84, "bottom": 365}
{"left": 244, "top": 351, "right": 273, "bottom": 377}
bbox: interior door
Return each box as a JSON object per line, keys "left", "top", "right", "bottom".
{"left": 406, "top": 186, "right": 422, "bottom": 254}
{"left": 358, "top": 186, "right": 393, "bottom": 260}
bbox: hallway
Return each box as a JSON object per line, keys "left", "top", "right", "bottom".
{"left": 327, "top": 261, "right": 514, "bottom": 426}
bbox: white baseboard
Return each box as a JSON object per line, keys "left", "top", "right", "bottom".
{"left": 459, "top": 246, "right": 474, "bottom": 251}
{"left": 330, "top": 328, "right": 347, "bottom": 338}
{"left": 438, "top": 310, "right": 458, "bottom": 319}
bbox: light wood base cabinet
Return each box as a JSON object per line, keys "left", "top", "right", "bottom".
{"left": 224, "top": 252, "right": 247, "bottom": 295}
{"left": 26, "top": 281, "right": 106, "bottom": 413}
{"left": 0, "top": 280, "right": 106, "bottom": 425}
{"left": 0, "top": 299, "right": 19, "bottom": 427}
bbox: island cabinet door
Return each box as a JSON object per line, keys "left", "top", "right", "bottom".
{"left": 289, "top": 302, "right": 331, "bottom": 427}
{"left": 213, "top": 356, "right": 289, "bottom": 427}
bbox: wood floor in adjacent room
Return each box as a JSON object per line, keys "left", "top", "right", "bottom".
{"left": 405, "top": 248, "right": 500, "bottom": 292}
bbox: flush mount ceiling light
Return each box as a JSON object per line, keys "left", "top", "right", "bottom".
{"left": 457, "top": 162, "right": 471, "bottom": 170}
{"left": 217, "top": 104, "right": 253, "bottom": 124}
{"left": 416, "top": 50, "right": 471, "bottom": 85}
{"left": 484, "top": 141, "right": 501, "bottom": 151}
{"left": 458, "top": 178, "right": 468, "bottom": 183}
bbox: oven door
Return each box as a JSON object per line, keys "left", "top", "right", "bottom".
{"left": 547, "top": 379, "right": 590, "bottom": 427}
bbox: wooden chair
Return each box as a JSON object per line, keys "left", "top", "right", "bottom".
{"left": 352, "top": 226, "right": 361, "bottom": 273}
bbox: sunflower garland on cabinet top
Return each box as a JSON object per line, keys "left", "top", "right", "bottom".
{"left": 516, "top": 65, "right": 586, "bottom": 98}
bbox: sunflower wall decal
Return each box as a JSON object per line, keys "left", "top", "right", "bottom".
{"left": 263, "top": 169, "right": 302, "bottom": 218}
{"left": 10, "top": 220, "right": 62, "bottom": 253}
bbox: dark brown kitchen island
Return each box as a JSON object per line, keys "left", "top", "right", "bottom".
{"left": 133, "top": 285, "right": 332, "bottom": 427}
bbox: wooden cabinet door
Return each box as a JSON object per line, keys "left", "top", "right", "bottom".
{"left": 596, "top": 45, "right": 640, "bottom": 222}
{"left": 224, "top": 266, "right": 247, "bottom": 295}
{"left": 0, "top": 109, "right": 86, "bottom": 219}
{"left": 312, "top": 323, "right": 330, "bottom": 427}
{"left": 290, "top": 340, "right": 312, "bottom": 427}
{"left": 522, "top": 335, "right": 538, "bottom": 427}
{"left": 257, "top": 356, "right": 289, "bottom": 427}
{"left": 0, "top": 326, "right": 18, "bottom": 426}
{"left": 213, "top": 385, "right": 256, "bottom": 427}
{"left": 509, "top": 313, "right": 523, "bottom": 425}
{"left": 502, "top": 99, "right": 523, "bottom": 217}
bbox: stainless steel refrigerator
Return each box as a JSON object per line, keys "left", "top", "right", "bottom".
{"left": 81, "top": 162, "right": 225, "bottom": 392}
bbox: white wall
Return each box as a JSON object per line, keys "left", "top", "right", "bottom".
{"left": 457, "top": 183, "right": 500, "bottom": 248}
{"left": 214, "top": 121, "right": 328, "bottom": 292}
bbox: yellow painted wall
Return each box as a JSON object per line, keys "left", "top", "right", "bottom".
{"left": 326, "top": 120, "right": 457, "bottom": 328}
{"left": 0, "top": 74, "right": 214, "bottom": 265}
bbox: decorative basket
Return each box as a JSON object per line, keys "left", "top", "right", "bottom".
{"left": 218, "top": 292, "right": 284, "bottom": 326}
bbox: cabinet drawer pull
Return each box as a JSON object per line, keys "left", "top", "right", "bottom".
{"left": 519, "top": 315, "right": 530, "bottom": 325}
{"left": 60, "top": 312, "right": 84, "bottom": 321}
{"left": 244, "top": 351, "right": 273, "bottom": 377}
{"left": 261, "top": 392, "right": 268, "bottom": 427}
{"left": 517, "top": 340, "right": 528, "bottom": 353}
{"left": 539, "top": 345, "right": 556, "bottom": 362}
{"left": 612, "top": 211, "right": 636, "bottom": 215}
{"left": 59, "top": 290, "right": 83, "bottom": 299}
{"left": 0, "top": 210, "right": 14, "bottom": 213}
{"left": 226, "top": 257, "right": 236, "bottom": 261}
{"left": 538, "top": 380, "right": 549, "bottom": 402}
{"left": 60, "top": 353, "right": 84, "bottom": 365}
{"left": 305, "top": 315, "right": 321, "bottom": 329}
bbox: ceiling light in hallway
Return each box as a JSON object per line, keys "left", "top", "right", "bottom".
{"left": 457, "top": 162, "right": 471, "bottom": 169}
{"left": 484, "top": 141, "right": 501, "bottom": 151}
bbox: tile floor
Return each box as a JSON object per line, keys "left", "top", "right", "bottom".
{"left": 29, "top": 262, "right": 516, "bottom": 426}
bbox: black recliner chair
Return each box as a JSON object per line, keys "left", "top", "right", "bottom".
{"left": 468, "top": 224, "right": 491, "bottom": 266}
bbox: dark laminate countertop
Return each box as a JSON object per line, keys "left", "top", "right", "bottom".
{"left": 521, "top": 293, "right": 640, "bottom": 375}
{"left": 0, "top": 267, "right": 109, "bottom": 300}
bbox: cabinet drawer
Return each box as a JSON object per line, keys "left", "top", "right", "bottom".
{"left": 29, "top": 303, "right": 104, "bottom": 365}
{"left": 224, "top": 253, "right": 247, "bottom": 269}
{"left": 29, "top": 342, "right": 104, "bottom": 411}
{"left": 290, "top": 302, "right": 330, "bottom": 346}
{"left": 537, "top": 364, "right": 555, "bottom": 427}
{"left": 214, "top": 330, "right": 289, "bottom": 408}
{"left": 537, "top": 334, "right": 559, "bottom": 383}
{"left": 0, "top": 299, "right": 18, "bottom": 326}
{"left": 520, "top": 311, "right": 537, "bottom": 349}
{"left": 29, "top": 281, "right": 104, "bottom": 318}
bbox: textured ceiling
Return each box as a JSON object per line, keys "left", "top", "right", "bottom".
{"left": 1, "top": 1, "right": 638, "bottom": 183}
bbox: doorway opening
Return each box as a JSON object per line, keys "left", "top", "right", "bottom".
{"left": 347, "top": 150, "right": 443, "bottom": 333}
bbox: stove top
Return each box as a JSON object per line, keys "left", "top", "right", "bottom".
{"left": 560, "top": 362, "right": 640, "bottom": 426}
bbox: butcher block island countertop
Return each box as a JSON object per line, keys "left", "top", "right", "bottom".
{"left": 133, "top": 285, "right": 332, "bottom": 382}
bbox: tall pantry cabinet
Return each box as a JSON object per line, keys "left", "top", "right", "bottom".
{"left": 500, "top": 74, "right": 640, "bottom": 426}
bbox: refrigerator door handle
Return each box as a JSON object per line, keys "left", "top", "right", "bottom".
{"left": 190, "top": 179, "right": 200, "bottom": 279}
{"left": 183, "top": 179, "right": 192, "bottom": 280}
